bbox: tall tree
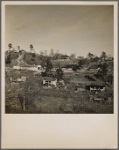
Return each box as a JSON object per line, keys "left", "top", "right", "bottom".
{"left": 44, "top": 50, "right": 47, "bottom": 56}
{"left": 50, "top": 49, "right": 55, "bottom": 57}
{"left": 18, "top": 46, "right": 22, "bottom": 55}
{"left": 18, "top": 46, "right": 20, "bottom": 51}
{"left": 56, "top": 67, "right": 64, "bottom": 81}
{"left": 87, "top": 52, "right": 94, "bottom": 60}
{"left": 30, "top": 44, "right": 34, "bottom": 53}
{"left": 30, "top": 44, "right": 36, "bottom": 60}
{"left": 69, "top": 53, "right": 76, "bottom": 60}
{"left": 5, "top": 54, "right": 11, "bottom": 64}
{"left": 78, "top": 58, "right": 86, "bottom": 67}
{"left": 98, "top": 62, "right": 108, "bottom": 79}
{"left": 100, "top": 51, "right": 106, "bottom": 60}
{"left": 45, "top": 57, "right": 53, "bottom": 72}
{"left": 8, "top": 43, "right": 12, "bottom": 51}
{"left": 40, "top": 51, "right": 44, "bottom": 56}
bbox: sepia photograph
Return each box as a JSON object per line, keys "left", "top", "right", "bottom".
{"left": 5, "top": 4, "right": 114, "bottom": 114}
{"left": 1, "top": 1, "right": 118, "bottom": 149}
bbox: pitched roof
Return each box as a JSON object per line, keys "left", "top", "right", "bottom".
{"left": 85, "top": 80, "right": 105, "bottom": 86}
{"left": 43, "top": 77, "right": 56, "bottom": 81}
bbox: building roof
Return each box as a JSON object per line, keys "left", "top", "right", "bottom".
{"left": 43, "top": 77, "right": 56, "bottom": 81}
{"left": 85, "top": 80, "right": 105, "bottom": 86}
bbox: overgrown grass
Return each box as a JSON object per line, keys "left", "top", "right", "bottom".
{"left": 5, "top": 69, "right": 113, "bottom": 114}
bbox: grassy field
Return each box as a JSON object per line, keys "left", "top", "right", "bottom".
{"left": 5, "top": 67, "right": 113, "bottom": 114}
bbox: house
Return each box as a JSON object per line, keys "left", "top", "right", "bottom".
{"left": 20, "top": 65, "right": 42, "bottom": 72}
{"left": 85, "top": 81, "right": 105, "bottom": 92}
{"left": 13, "top": 65, "right": 42, "bottom": 72}
{"left": 42, "top": 77, "right": 57, "bottom": 87}
{"left": 75, "top": 87, "right": 85, "bottom": 92}
{"left": 62, "top": 68, "right": 73, "bottom": 73}
{"left": 85, "top": 75, "right": 96, "bottom": 81}
{"left": 58, "top": 80, "right": 65, "bottom": 86}
{"left": 10, "top": 76, "right": 26, "bottom": 83}
{"left": 5, "top": 67, "right": 12, "bottom": 71}
{"left": 105, "top": 57, "right": 113, "bottom": 61}
{"left": 93, "top": 97, "right": 105, "bottom": 101}
{"left": 17, "top": 76, "right": 26, "bottom": 82}
{"left": 87, "top": 67, "right": 99, "bottom": 74}
{"left": 90, "top": 86, "right": 105, "bottom": 91}
{"left": 13, "top": 66, "right": 21, "bottom": 70}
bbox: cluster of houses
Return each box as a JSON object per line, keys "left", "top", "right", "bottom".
{"left": 10, "top": 63, "right": 106, "bottom": 92}
{"left": 8, "top": 53, "right": 106, "bottom": 96}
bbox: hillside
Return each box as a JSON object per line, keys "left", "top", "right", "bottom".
{"left": 5, "top": 50, "right": 76, "bottom": 68}
{"left": 5, "top": 50, "right": 43, "bottom": 66}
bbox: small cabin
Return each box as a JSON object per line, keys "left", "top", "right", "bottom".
{"left": 85, "top": 81, "right": 105, "bottom": 92}
{"left": 75, "top": 87, "right": 85, "bottom": 92}
{"left": 42, "top": 77, "right": 57, "bottom": 87}
{"left": 62, "top": 68, "right": 73, "bottom": 73}
{"left": 93, "top": 97, "right": 105, "bottom": 101}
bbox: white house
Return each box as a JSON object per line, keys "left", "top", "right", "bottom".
{"left": 62, "top": 68, "right": 73, "bottom": 73}
{"left": 13, "top": 66, "right": 21, "bottom": 70}
{"left": 42, "top": 77, "right": 57, "bottom": 87}
{"left": 13, "top": 65, "right": 42, "bottom": 72}
{"left": 10, "top": 76, "right": 26, "bottom": 82}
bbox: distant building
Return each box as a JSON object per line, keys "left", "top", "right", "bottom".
{"left": 77, "top": 56, "right": 84, "bottom": 60}
{"left": 75, "top": 87, "right": 85, "bottom": 92}
{"left": 105, "top": 57, "right": 113, "bottom": 61}
{"left": 93, "top": 97, "right": 105, "bottom": 101}
{"left": 85, "top": 81, "right": 105, "bottom": 91}
{"left": 13, "top": 65, "right": 42, "bottom": 72}
{"left": 42, "top": 77, "right": 57, "bottom": 87}
{"left": 62, "top": 68, "right": 73, "bottom": 73}
{"left": 10, "top": 76, "right": 26, "bottom": 83}
{"left": 13, "top": 66, "right": 21, "bottom": 70}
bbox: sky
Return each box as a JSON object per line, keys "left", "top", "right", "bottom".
{"left": 5, "top": 5, "right": 114, "bottom": 57}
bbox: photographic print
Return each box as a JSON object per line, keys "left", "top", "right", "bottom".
{"left": 1, "top": 1, "right": 118, "bottom": 149}
{"left": 4, "top": 3, "right": 115, "bottom": 114}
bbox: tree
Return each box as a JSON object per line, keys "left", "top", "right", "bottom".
{"left": 98, "top": 62, "right": 108, "bottom": 80}
{"left": 50, "top": 49, "right": 55, "bottom": 57}
{"left": 5, "top": 54, "right": 11, "bottom": 64}
{"left": 18, "top": 46, "right": 22, "bottom": 55}
{"left": 92, "top": 56, "right": 99, "bottom": 62}
{"left": 30, "top": 44, "right": 33, "bottom": 51}
{"left": 40, "top": 51, "right": 44, "bottom": 56}
{"left": 44, "top": 50, "right": 47, "bottom": 56}
{"left": 17, "top": 94, "right": 26, "bottom": 111}
{"left": 87, "top": 52, "right": 94, "bottom": 60}
{"left": 30, "top": 44, "right": 36, "bottom": 61}
{"left": 56, "top": 68, "right": 64, "bottom": 81}
{"left": 17, "top": 46, "right": 20, "bottom": 51}
{"left": 69, "top": 53, "right": 76, "bottom": 60}
{"left": 8, "top": 43, "right": 12, "bottom": 51}
{"left": 30, "top": 44, "right": 35, "bottom": 53}
{"left": 45, "top": 57, "right": 53, "bottom": 72}
{"left": 53, "top": 53, "right": 62, "bottom": 60}
{"left": 78, "top": 58, "right": 86, "bottom": 67}
{"left": 101, "top": 62, "right": 108, "bottom": 75}
{"left": 60, "top": 54, "right": 69, "bottom": 59}
{"left": 18, "top": 75, "right": 40, "bottom": 112}
{"left": 100, "top": 51, "right": 106, "bottom": 60}
{"left": 72, "top": 65, "right": 78, "bottom": 71}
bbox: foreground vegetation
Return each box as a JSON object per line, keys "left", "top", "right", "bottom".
{"left": 6, "top": 70, "right": 113, "bottom": 114}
